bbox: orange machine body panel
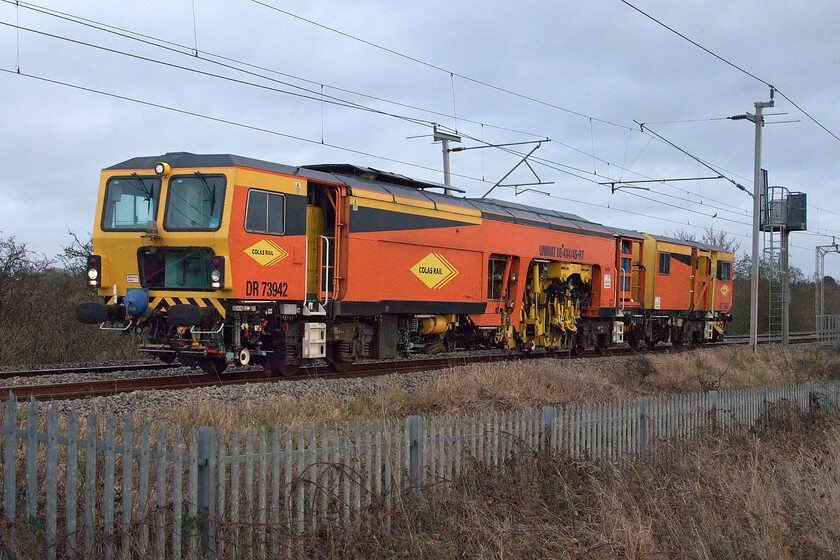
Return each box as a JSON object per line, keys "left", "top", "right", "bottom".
{"left": 642, "top": 235, "right": 694, "bottom": 312}
{"left": 225, "top": 169, "right": 309, "bottom": 302}
{"left": 334, "top": 186, "right": 619, "bottom": 329}
{"left": 712, "top": 251, "right": 734, "bottom": 313}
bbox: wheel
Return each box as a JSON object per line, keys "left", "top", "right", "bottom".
{"left": 594, "top": 333, "right": 610, "bottom": 355}
{"left": 154, "top": 352, "right": 177, "bottom": 364}
{"left": 196, "top": 356, "right": 227, "bottom": 375}
{"left": 568, "top": 334, "right": 584, "bottom": 356}
{"left": 670, "top": 326, "right": 683, "bottom": 347}
{"left": 276, "top": 360, "right": 301, "bottom": 377}
{"left": 326, "top": 355, "right": 352, "bottom": 373}
{"left": 266, "top": 351, "right": 301, "bottom": 377}
{"left": 325, "top": 340, "right": 356, "bottom": 373}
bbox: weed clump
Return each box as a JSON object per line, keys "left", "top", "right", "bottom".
{"left": 624, "top": 354, "right": 655, "bottom": 382}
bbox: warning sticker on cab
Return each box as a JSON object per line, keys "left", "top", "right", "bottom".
{"left": 410, "top": 253, "right": 459, "bottom": 290}
{"left": 244, "top": 239, "right": 289, "bottom": 266}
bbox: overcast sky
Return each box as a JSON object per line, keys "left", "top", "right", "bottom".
{"left": 2, "top": 0, "right": 839, "bottom": 278}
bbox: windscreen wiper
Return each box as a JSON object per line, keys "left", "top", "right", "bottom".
{"left": 130, "top": 172, "right": 156, "bottom": 202}
{"left": 194, "top": 171, "right": 216, "bottom": 213}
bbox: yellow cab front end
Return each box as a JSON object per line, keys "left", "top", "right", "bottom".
{"left": 78, "top": 154, "right": 234, "bottom": 366}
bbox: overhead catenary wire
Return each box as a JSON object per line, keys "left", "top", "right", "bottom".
{"left": 618, "top": 0, "right": 840, "bottom": 145}
{"left": 1, "top": 19, "right": 784, "bottom": 243}
{"left": 0, "top": 20, "right": 434, "bottom": 129}
{"left": 635, "top": 121, "right": 751, "bottom": 196}
{"left": 3, "top": 0, "right": 759, "bottom": 216}
{"left": 1, "top": 14, "right": 634, "bottom": 189}
{"left": 250, "top": 0, "right": 635, "bottom": 131}
{"left": 0, "top": 65, "right": 764, "bottom": 245}
{"left": 0, "top": 67, "right": 458, "bottom": 179}
{"left": 4, "top": 66, "right": 835, "bottom": 260}
{"left": 1, "top": 12, "right": 754, "bottom": 222}
{"left": 2, "top": 11, "right": 757, "bottom": 221}
{"left": 4, "top": 3, "right": 837, "bottom": 264}
{"left": 6, "top": 0, "right": 551, "bottom": 136}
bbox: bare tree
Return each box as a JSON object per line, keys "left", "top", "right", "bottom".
{"left": 0, "top": 233, "right": 52, "bottom": 317}
{"left": 58, "top": 231, "right": 94, "bottom": 276}
{"left": 669, "top": 227, "right": 741, "bottom": 254}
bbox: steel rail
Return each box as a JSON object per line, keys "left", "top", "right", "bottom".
{"left": 0, "top": 362, "right": 175, "bottom": 381}
{"left": 0, "top": 333, "right": 821, "bottom": 402}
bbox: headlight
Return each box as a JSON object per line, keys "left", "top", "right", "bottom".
{"left": 210, "top": 269, "right": 222, "bottom": 282}
{"left": 87, "top": 269, "right": 99, "bottom": 280}
{"left": 154, "top": 162, "right": 171, "bottom": 176}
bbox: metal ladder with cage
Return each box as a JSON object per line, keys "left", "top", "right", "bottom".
{"left": 763, "top": 229, "right": 784, "bottom": 338}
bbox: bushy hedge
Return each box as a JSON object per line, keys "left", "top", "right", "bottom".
{"left": 0, "top": 234, "right": 140, "bottom": 367}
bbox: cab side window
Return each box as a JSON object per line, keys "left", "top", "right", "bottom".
{"left": 245, "top": 189, "right": 285, "bottom": 235}
{"left": 658, "top": 252, "right": 671, "bottom": 275}
{"left": 717, "top": 260, "right": 732, "bottom": 281}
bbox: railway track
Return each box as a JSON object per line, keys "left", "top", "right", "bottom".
{"left": 0, "top": 332, "right": 822, "bottom": 402}
{"left": 0, "top": 362, "right": 174, "bottom": 381}
{"left": 1, "top": 352, "right": 522, "bottom": 401}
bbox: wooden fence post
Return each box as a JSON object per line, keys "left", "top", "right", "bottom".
{"left": 3, "top": 393, "right": 17, "bottom": 520}
{"left": 541, "top": 406, "right": 555, "bottom": 451}
{"left": 408, "top": 416, "right": 423, "bottom": 491}
{"left": 637, "top": 397, "right": 648, "bottom": 455}
{"left": 25, "top": 397, "right": 39, "bottom": 521}
{"left": 708, "top": 390, "right": 719, "bottom": 434}
{"left": 197, "top": 426, "right": 216, "bottom": 557}
{"left": 761, "top": 386, "right": 769, "bottom": 430}
{"left": 806, "top": 381, "right": 817, "bottom": 414}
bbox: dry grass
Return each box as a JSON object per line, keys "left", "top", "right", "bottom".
{"left": 301, "top": 407, "right": 840, "bottom": 559}
{"left": 163, "top": 345, "right": 840, "bottom": 434}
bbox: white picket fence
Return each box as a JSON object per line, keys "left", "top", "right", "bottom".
{"left": 1, "top": 381, "right": 837, "bottom": 559}
{"left": 817, "top": 314, "right": 840, "bottom": 343}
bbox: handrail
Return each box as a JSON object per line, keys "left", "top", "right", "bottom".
{"left": 619, "top": 267, "right": 627, "bottom": 311}
{"left": 320, "top": 235, "right": 330, "bottom": 306}
{"left": 190, "top": 323, "right": 224, "bottom": 335}
{"left": 99, "top": 320, "right": 133, "bottom": 332}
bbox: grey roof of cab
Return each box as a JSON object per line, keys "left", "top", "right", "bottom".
{"left": 106, "top": 154, "right": 615, "bottom": 236}
{"left": 648, "top": 233, "right": 732, "bottom": 253}
{"left": 105, "top": 152, "right": 341, "bottom": 184}
{"left": 603, "top": 226, "right": 646, "bottom": 240}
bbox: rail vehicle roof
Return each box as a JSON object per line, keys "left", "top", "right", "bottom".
{"left": 646, "top": 233, "right": 732, "bottom": 254}
{"left": 304, "top": 164, "right": 622, "bottom": 237}
{"left": 600, "top": 226, "right": 646, "bottom": 240}
{"left": 105, "top": 153, "right": 636, "bottom": 239}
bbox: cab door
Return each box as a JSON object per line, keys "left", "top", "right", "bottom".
{"left": 309, "top": 182, "right": 349, "bottom": 304}
{"left": 472, "top": 255, "right": 516, "bottom": 327}
{"left": 692, "top": 249, "right": 712, "bottom": 311}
